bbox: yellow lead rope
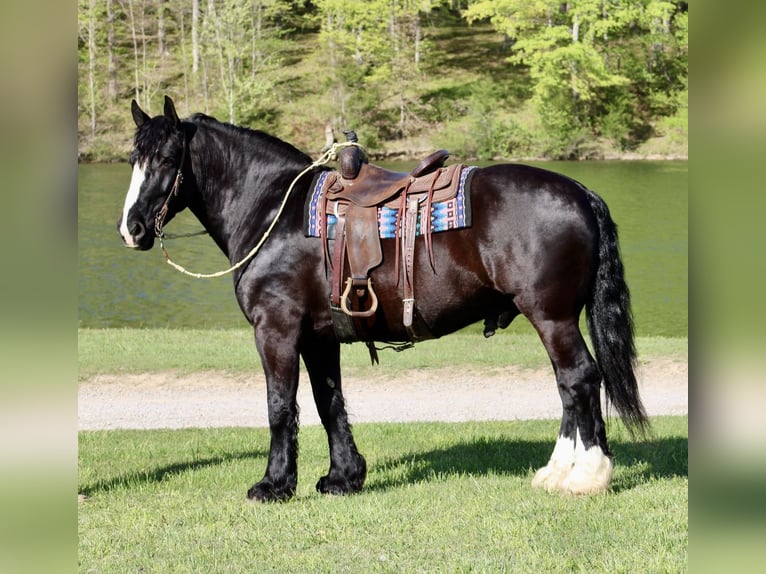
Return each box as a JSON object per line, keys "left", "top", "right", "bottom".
{"left": 159, "top": 141, "right": 361, "bottom": 279}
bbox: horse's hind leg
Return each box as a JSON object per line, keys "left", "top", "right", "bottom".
{"left": 531, "top": 318, "right": 612, "bottom": 495}
{"left": 301, "top": 333, "right": 367, "bottom": 495}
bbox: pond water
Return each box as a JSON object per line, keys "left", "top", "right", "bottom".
{"left": 78, "top": 160, "right": 687, "bottom": 337}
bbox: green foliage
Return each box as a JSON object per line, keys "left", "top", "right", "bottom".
{"left": 463, "top": 0, "right": 688, "bottom": 158}
{"left": 315, "top": 0, "right": 446, "bottom": 142}
{"left": 77, "top": 0, "right": 687, "bottom": 160}
{"left": 437, "top": 82, "right": 534, "bottom": 159}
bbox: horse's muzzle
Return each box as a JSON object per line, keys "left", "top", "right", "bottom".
{"left": 117, "top": 216, "right": 154, "bottom": 250}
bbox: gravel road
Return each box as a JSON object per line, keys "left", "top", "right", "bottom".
{"left": 79, "top": 357, "right": 687, "bottom": 430}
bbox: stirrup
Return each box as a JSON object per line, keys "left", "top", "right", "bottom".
{"left": 340, "top": 277, "right": 378, "bottom": 318}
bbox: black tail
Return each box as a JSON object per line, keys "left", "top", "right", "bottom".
{"left": 584, "top": 189, "right": 649, "bottom": 436}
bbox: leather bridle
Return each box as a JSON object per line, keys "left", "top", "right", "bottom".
{"left": 154, "top": 137, "right": 187, "bottom": 239}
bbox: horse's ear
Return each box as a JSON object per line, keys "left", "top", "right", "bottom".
{"left": 131, "top": 99, "right": 150, "bottom": 127}
{"left": 164, "top": 96, "right": 179, "bottom": 127}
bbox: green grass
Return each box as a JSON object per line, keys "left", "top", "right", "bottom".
{"left": 78, "top": 327, "right": 687, "bottom": 380}
{"left": 79, "top": 417, "right": 687, "bottom": 573}
{"left": 79, "top": 328, "right": 687, "bottom": 570}
{"left": 78, "top": 6, "right": 687, "bottom": 568}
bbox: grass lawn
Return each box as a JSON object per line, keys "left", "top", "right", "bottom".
{"left": 78, "top": 328, "right": 688, "bottom": 379}
{"left": 79, "top": 417, "right": 687, "bottom": 573}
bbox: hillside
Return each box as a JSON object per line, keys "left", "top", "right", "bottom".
{"left": 77, "top": 1, "right": 687, "bottom": 162}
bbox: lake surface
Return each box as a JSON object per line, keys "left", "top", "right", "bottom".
{"left": 78, "top": 160, "right": 687, "bottom": 337}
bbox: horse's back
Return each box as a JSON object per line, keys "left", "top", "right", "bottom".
{"left": 470, "top": 163, "right": 598, "bottom": 268}
{"left": 356, "top": 163, "right": 601, "bottom": 338}
{"left": 471, "top": 163, "right": 597, "bottom": 230}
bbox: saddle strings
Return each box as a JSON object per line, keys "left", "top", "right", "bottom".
{"left": 158, "top": 141, "right": 362, "bottom": 279}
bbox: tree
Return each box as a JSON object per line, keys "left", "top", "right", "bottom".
{"left": 106, "top": 0, "right": 119, "bottom": 101}
{"left": 316, "top": 0, "right": 445, "bottom": 141}
{"left": 81, "top": 0, "right": 99, "bottom": 135}
{"left": 463, "top": 0, "right": 688, "bottom": 155}
{"left": 76, "top": 1, "right": 687, "bottom": 160}
{"left": 192, "top": 0, "right": 200, "bottom": 75}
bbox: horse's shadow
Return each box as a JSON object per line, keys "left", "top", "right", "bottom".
{"left": 79, "top": 437, "right": 687, "bottom": 498}
{"left": 79, "top": 450, "right": 267, "bottom": 498}
{"left": 365, "top": 436, "right": 688, "bottom": 494}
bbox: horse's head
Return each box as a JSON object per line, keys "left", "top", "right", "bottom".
{"left": 118, "top": 96, "right": 190, "bottom": 250}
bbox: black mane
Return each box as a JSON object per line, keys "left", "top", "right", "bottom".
{"left": 131, "top": 110, "right": 313, "bottom": 171}
{"left": 186, "top": 113, "right": 313, "bottom": 169}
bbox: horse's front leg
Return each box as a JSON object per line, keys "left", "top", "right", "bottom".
{"left": 247, "top": 328, "right": 301, "bottom": 503}
{"left": 301, "top": 332, "right": 367, "bottom": 495}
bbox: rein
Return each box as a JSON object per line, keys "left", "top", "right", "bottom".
{"left": 156, "top": 141, "right": 362, "bottom": 279}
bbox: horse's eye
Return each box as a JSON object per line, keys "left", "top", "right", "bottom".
{"left": 160, "top": 157, "right": 175, "bottom": 168}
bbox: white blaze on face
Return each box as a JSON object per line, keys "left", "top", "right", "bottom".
{"left": 120, "top": 162, "right": 146, "bottom": 247}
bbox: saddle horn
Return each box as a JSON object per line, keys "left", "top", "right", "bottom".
{"left": 339, "top": 130, "right": 367, "bottom": 180}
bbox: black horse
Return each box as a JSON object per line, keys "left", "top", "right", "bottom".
{"left": 118, "top": 97, "right": 647, "bottom": 501}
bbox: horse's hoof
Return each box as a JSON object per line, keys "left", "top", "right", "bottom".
{"left": 531, "top": 464, "right": 569, "bottom": 492}
{"left": 560, "top": 453, "right": 613, "bottom": 496}
{"left": 316, "top": 458, "right": 367, "bottom": 495}
{"left": 315, "top": 473, "right": 365, "bottom": 496}
{"left": 247, "top": 479, "right": 295, "bottom": 503}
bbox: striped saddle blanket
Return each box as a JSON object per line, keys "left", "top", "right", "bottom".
{"left": 304, "top": 165, "right": 476, "bottom": 240}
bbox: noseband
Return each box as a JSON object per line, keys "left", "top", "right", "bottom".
{"left": 154, "top": 137, "right": 187, "bottom": 238}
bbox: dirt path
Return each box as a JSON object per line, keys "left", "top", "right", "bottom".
{"left": 78, "top": 357, "right": 687, "bottom": 430}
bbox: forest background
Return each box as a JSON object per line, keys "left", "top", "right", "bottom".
{"left": 77, "top": 0, "right": 688, "bottom": 162}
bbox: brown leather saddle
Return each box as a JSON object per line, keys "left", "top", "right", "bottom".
{"left": 315, "top": 144, "right": 466, "bottom": 346}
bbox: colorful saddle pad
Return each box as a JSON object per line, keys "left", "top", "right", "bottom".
{"left": 305, "top": 165, "right": 476, "bottom": 240}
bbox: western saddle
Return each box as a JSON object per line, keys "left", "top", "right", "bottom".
{"left": 316, "top": 138, "right": 467, "bottom": 349}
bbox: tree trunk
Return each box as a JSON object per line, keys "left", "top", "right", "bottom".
{"left": 414, "top": 14, "right": 421, "bottom": 65}
{"left": 326, "top": 12, "right": 345, "bottom": 128}
{"left": 571, "top": 13, "right": 580, "bottom": 102}
{"left": 572, "top": 13, "right": 580, "bottom": 42}
{"left": 399, "top": 91, "right": 405, "bottom": 138}
{"left": 139, "top": 1, "right": 148, "bottom": 104}
{"left": 87, "top": 0, "right": 97, "bottom": 135}
{"left": 124, "top": 0, "right": 141, "bottom": 103}
{"left": 252, "top": 0, "right": 262, "bottom": 76}
{"left": 206, "top": 0, "right": 233, "bottom": 122}
{"left": 106, "top": 0, "right": 118, "bottom": 101}
{"left": 192, "top": 0, "right": 200, "bottom": 75}
{"left": 179, "top": 0, "right": 189, "bottom": 109}
{"left": 157, "top": 0, "right": 167, "bottom": 61}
